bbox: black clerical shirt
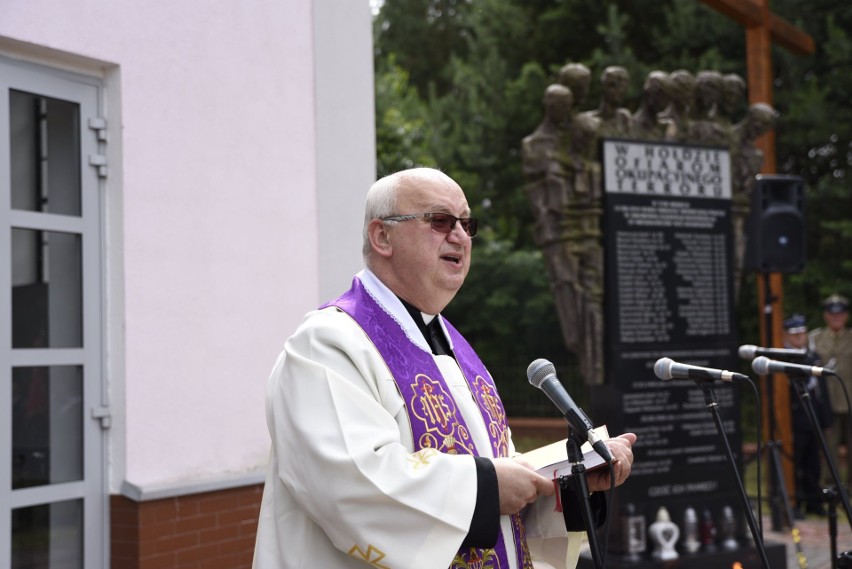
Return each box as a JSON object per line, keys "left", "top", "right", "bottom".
{"left": 398, "top": 297, "right": 453, "bottom": 357}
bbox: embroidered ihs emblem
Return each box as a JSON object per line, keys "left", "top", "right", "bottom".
{"left": 473, "top": 376, "right": 505, "bottom": 425}
{"left": 411, "top": 373, "right": 454, "bottom": 429}
{"left": 472, "top": 375, "right": 509, "bottom": 457}
{"left": 410, "top": 374, "right": 475, "bottom": 455}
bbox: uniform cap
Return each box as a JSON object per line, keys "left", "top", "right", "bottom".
{"left": 783, "top": 314, "right": 807, "bottom": 333}
{"left": 822, "top": 294, "right": 850, "bottom": 314}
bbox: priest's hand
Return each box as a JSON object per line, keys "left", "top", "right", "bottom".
{"left": 492, "top": 457, "right": 555, "bottom": 515}
{"left": 587, "top": 432, "right": 637, "bottom": 492}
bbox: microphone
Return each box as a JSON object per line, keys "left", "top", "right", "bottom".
{"left": 752, "top": 355, "right": 835, "bottom": 377}
{"left": 738, "top": 344, "right": 808, "bottom": 360}
{"left": 654, "top": 357, "right": 749, "bottom": 383}
{"left": 527, "top": 358, "right": 613, "bottom": 463}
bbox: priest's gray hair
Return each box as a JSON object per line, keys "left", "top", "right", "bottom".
{"left": 362, "top": 174, "right": 399, "bottom": 264}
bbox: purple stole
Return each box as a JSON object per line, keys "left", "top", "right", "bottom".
{"left": 324, "top": 276, "right": 532, "bottom": 569}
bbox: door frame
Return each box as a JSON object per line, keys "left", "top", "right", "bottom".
{"left": 0, "top": 54, "right": 108, "bottom": 569}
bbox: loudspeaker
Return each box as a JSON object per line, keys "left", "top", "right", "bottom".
{"left": 744, "top": 175, "right": 806, "bottom": 273}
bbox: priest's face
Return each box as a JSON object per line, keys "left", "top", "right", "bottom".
{"left": 385, "top": 171, "right": 473, "bottom": 314}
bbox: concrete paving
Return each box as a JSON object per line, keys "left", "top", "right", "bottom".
{"left": 763, "top": 512, "right": 852, "bottom": 569}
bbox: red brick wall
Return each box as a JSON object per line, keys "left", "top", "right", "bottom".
{"left": 111, "top": 484, "right": 264, "bottom": 569}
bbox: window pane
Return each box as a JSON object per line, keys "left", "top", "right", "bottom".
{"left": 11, "top": 229, "right": 82, "bottom": 348}
{"left": 12, "top": 499, "right": 83, "bottom": 569}
{"left": 12, "top": 366, "right": 83, "bottom": 489}
{"left": 9, "top": 89, "right": 82, "bottom": 216}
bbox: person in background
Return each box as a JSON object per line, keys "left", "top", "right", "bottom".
{"left": 783, "top": 314, "right": 831, "bottom": 517}
{"left": 253, "top": 167, "right": 637, "bottom": 569}
{"left": 809, "top": 294, "right": 852, "bottom": 488}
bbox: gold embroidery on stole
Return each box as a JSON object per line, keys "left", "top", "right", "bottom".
{"left": 410, "top": 373, "right": 474, "bottom": 455}
{"left": 451, "top": 546, "right": 500, "bottom": 569}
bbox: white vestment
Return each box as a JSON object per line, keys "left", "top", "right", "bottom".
{"left": 253, "top": 269, "right": 581, "bottom": 569}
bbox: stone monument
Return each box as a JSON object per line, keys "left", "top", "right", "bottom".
{"left": 522, "top": 64, "right": 774, "bottom": 385}
{"left": 522, "top": 63, "right": 787, "bottom": 568}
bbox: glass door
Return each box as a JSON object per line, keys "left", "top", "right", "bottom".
{"left": 0, "top": 56, "right": 106, "bottom": 569}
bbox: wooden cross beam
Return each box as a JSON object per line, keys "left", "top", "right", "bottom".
{"left": 698, "top": 0, "right": 814, "bottom": 55}
{"left": 698, "top": 0, "right": 815, "bottom": 172}
{"left": 698, "top": 0, "right": 815, "bottom": 528}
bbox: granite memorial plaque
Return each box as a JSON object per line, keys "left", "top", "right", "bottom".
{"left": 591, "top": 138, "right": 748, "bottom": 560}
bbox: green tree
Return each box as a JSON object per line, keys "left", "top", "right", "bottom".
{"left": 373, "top": 0, "right": 474, "bottom": 98}
{"left": 373, "top": 0, "right": 852, "bottom": 407}
{"left": 374, "top": 55, "right": 438, "bottom": 175}
{"left": 773, "top": 5, "right": 852, "bottom": 319}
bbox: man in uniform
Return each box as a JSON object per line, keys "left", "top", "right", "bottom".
{"left": 810, "top": 294, "right": 852, "bottom": 486}
{"left": 783, "top": 314, "right": 831, "bottom": 516}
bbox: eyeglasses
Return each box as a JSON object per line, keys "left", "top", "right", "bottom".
{"left": 381, "top": 212, "right": 479, "bottom": 237}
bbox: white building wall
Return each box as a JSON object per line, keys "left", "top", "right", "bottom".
{"left": 0, "top": 0, "right": 373, "bottom": 491}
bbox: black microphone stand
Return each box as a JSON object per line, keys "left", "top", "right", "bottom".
{"left": 700, "top": 383, "right": 774, "bottom": 569}
{"left": 758, "top": 276, "right": 802, "bottom": 534}
{"left": 560, "top": 432, "right": 603, "bottom": 569}
{"left": 788, "top": 372, "right": 852, "bottom": 568}
{"left": 824, "top": 487, "right": 842, "bottom": 569}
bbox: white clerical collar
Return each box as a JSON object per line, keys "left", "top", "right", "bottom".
{"left": 358, "top": 268, "right": 443, "bottom": 353}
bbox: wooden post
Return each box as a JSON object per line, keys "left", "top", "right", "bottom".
{"left": 697, "top": 0, "right": 815, "bottom": 518}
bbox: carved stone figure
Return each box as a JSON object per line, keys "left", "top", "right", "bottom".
{"left": 585, "top": 65, "right": 632, "bottom": 139}
{"left": 522, "top": 63, "right": 776, "bottom": 386}
{"left": 555, "top": 63, "right": 598, "bottom": 186}
{"left": 733, "top": 102, "right": 777, "bottom": 192}
{"left": 522, "top": 84, "right": 573, "bottom": 247}
{"left": 523, "top": 84, "right": 581, "bottom": 349}
{"left": 522, "top": 79, "right": 604, "bottom": 382}
{"left": 719, "top": 73, "right": 747, "bottom": 127}
{"left": 730, "top": 102, "right": 778, "bottom": 293}
{"left": 688, "top": 70, "right": 728, "bottom": 145}
{"left": 631, "top": 71, "right": 672, "bottom": 140}
{"left": 557, "top": 62, "right": 592, "bottom": 112}
{"left": 660, "top": 69, "right": 695, "bottom": 142}
{"left": 693, "top": 71, "right": 720, "bottom": 118}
